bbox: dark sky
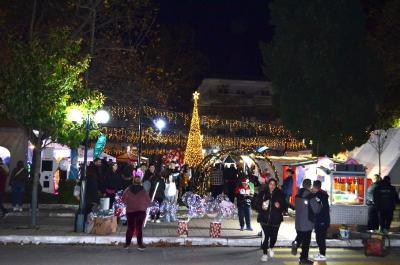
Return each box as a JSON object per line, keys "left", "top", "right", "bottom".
{"left": 157, "top": 0, "right": 273, "bottom": 80}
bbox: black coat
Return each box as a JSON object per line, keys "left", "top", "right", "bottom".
{"left": 255, "top": 188, "right": 286, "bottom": 226}
{"left": 150, "top": 177, "right": 166, "bottom": 200}
{"left": 314, "top": 190, "right": 330, "bottom": 227}
{"left": 374, "top": 180, "right": 398, "bottom": 211}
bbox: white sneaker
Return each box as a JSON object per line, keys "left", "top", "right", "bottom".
{"left": 13, "top": 207, "right": 18, "bottom": 212}
{"left": 156, "top": 219, "right": 161, "bottom": 223}
{"left": 314, "top": 253, "right": 326, "bottom": 261}
{"left": 261, "top": 254, "right": 268, "bottom": 262}
{"left": 18, "top": 207, "right": 23, "bottom": 212}
{"left": 267, "top": 248, "right": 274, "bottom": 258}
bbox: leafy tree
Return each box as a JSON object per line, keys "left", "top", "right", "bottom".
{"left": 0, "top": 30, "right": 104, "bottom": 226}
{"left": 364, "top": 0, "right": 400, "bottom": 127}
{"left": 261, "top": 0, "right": 380, "bottom": 155}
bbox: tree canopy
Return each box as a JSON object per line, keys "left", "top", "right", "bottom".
{"left": 0, "top": 29, "right": 104, "bottom": 148}
{"left": 262, "top": 0, "right": 380, "bottom": 154}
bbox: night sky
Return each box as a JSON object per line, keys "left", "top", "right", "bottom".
{"left": 157, "top": 0, "right": 273, "bottom": 80}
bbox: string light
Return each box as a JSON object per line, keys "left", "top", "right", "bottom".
{"left": 106, "top": 105, "right": 291, "bottom": 136}
{"left": 183, "top": 91, "right": 204, "bottom": 167}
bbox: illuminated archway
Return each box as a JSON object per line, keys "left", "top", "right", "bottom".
{"left": 192, "top": 148, "right": 279, "bottom": 194}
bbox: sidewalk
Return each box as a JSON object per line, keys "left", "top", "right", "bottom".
{"left": 1, "top": 205, "right": 399, "bottom": 247}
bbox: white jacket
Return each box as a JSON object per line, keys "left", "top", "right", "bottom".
{"left": 165, "top": 182, "right": 177, "bottom": 197}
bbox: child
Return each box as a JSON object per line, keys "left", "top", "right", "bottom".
{"left": 235, "top": 178, "right": 254, "bottom": 231}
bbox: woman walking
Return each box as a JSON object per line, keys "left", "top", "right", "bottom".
{"left": 122, "top": 175, "right": 151, "bottom": 250}
{"left": 9, "top": 161, "right": 29, "bottom": 212}
{"left": 255, "top": 178, "right": 286, "bottom": 262}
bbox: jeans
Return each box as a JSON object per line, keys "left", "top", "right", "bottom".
{"left": 294, "top": 230, "right": 312, "bottom": 260}
{"left": 379, "top": 209, "right": 394, "bottom": 231}
{"left": 261, "top": 224, "right": 280, "bottom": 253}
{"left": 368, "top": 205, "right": 379, "bottom": 230}
{"left": 11, "top": 183, "right": 25, "bottom": 207}
{"left": 238, "top": 205, "right": 251, "bottom": 229}
{"left": 315, "top": 224, "right": 328, "bottom": 256}
{"left": 126, "top": 211, "right": 146, "bottom": 246}
{"left": 164, "top": 196, "right": 177, "bottom": 222}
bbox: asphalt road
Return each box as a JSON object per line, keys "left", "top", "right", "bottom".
{"left": 0, "top": 245, "right": 399, "bottom": 265}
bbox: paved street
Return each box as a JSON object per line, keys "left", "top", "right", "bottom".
{"left": 0, "top": 245, "right": 399, "bottom": 265}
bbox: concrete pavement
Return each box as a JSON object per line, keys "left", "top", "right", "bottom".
{"left": 0, "top": 245, "right": 399, "bottom": 265}
{"left": 1, "top": 204, "right": 399, "bottom": 247}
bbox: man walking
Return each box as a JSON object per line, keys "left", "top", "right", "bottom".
{"left": 291, "top": 179, "right": 321, "bottom": 265}
{"left": 312, "top": 180, "right": 330, "bottom": 261}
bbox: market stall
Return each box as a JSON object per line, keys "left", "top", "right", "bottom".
{"left": 330, "top": 164, "right": 369, "bottom": 225}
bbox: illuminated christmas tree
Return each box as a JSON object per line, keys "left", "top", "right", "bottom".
{"left": 184, "top": 91, "right": 204, "bottom": 167}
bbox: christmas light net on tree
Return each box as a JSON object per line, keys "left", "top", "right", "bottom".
{"left": 184, "top": 91, "right": 204, "bottom": 167}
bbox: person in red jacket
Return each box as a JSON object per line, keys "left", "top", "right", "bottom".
{"left": 122, "top": 176, "right": 151, "bottom": 250}
{"left": 235, "top": 178, "right": 254, "bottom": 231}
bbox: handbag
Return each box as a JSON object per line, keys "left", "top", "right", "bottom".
{"left": 262, "top": 200, "right": 270, "bottom": 210}
{"left": 73, "top": 185, "right": 80, "bottom": 198}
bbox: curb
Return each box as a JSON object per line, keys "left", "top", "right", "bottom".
{"left": 3, "top": 204, "right": 79, "bottom": 210}
{"left": 1, "top": 235, "right": 399, "bottom": 247}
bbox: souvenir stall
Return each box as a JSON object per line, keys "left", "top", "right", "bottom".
{"left": 330, "top": 162, "right": 369, "bottom": 225}
{"left": 278, "top": 156, "right": 335, "bottom": 204}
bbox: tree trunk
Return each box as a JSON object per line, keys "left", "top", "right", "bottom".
{"left": 30, "top": 135, "right": 42, "bottom": 227}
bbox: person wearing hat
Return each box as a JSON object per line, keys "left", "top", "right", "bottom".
{"left": 235, "top": 178, "right": 254, "bottom": 231}
{"left": 122, "top": 175, "right": 151, "bottom": 250}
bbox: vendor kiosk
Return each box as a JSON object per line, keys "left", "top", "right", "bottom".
{"left": 330, "top": 165, "right": 368, "bottom": 225}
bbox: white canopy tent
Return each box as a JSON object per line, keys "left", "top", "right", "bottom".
{"left": 350, "top": 128, "right": 400, "bottom": 185}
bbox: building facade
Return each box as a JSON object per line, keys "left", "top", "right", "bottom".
{"left": 197, "top": 78, "right": 276, "bottom": 120}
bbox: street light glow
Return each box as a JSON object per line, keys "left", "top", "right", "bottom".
{"left": 67, "top": 108, "right": 83, "bottom": 123}
{"left": 94, "top": 110, "right": 110, "bottom": 124}
{"left": 155, "top": 119, "right": 166, "bottom": 131}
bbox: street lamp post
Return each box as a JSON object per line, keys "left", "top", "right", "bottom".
{"left": 68, "top": 109, "right": 110, "bottom": 233}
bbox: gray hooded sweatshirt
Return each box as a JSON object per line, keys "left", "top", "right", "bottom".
{"left": 295, "top": 188, "right": 322, "bottom": 232}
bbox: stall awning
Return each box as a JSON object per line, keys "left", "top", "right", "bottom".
{"left": 332, "top": 171, "right": 366, "bottom": 177}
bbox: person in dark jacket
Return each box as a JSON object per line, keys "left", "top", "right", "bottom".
{"left": 223, "top": 164, "right": 237, "bottom": 203}
{"left": 281, "top": 169, "right": 294, "bottom": 214}
{"left": 9, "top": 161, "right": 29, "bottom": 212}
{"left": 104, "top": 162, "right": 121, "bottom": 209}
{"left": 84, "top": 162, "right": 100, "bottom": 215}
{"left": 366, "top": 174, "right": 381, "bottom": 231}
{"left": 120, "top": 162, "right": 134, "bottom": 190}
{"left": 312, "top": 180, "right": 330, "bottom": 261}
{"left": 122, "top": 176, "right": 151, "bottom": 250}
{"left": 291, "top": 179, "right": 322, "bottom": 265}
{"left": 255, "top": 178, "right": 286, "bottom": 262}
{"left": 149, "top": 171, "right": 165, "bottom": 223}
{"left": 235, "top": 178, "right": 254, "bottom": 231}
{"left": 374, "top": 175, "right": 398, "bottom": 233}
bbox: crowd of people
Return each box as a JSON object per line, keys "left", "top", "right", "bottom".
{"left": 82, "top": 158, "right": 191, "bottom": 221}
